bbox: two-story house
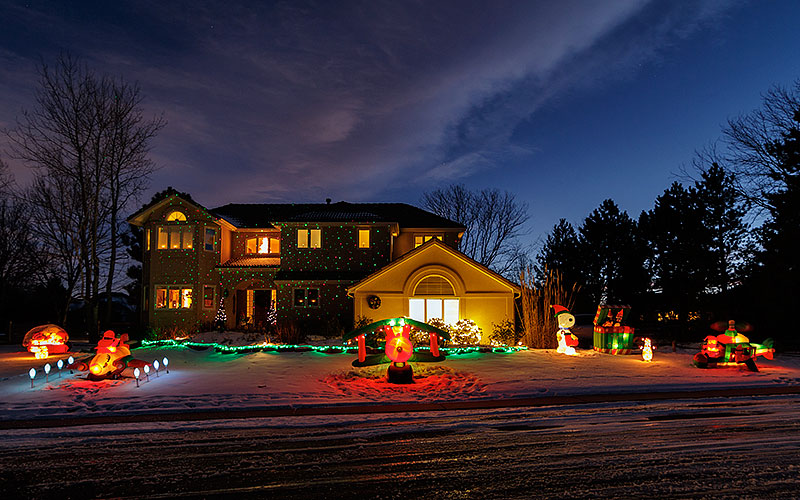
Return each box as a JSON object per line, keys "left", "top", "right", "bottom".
{"left": 127, "top": 193, "right": 520, "bottom": 341}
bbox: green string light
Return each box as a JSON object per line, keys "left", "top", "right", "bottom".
{"left": 140, "top": 339, "right": 527, "bottom": 355}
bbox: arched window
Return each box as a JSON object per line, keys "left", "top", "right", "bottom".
{"left": 409, "top": 275, "right": 458, "bottom": 324}
{"left": 413, "top": 276, "right": 454, "bottom": 295}
{"left": 166, "top": 210, "right": 187, "bottom": 221}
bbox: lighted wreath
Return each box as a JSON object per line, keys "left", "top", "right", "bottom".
{"left": 367, "top": 295, "right": 381, "bottom": 309}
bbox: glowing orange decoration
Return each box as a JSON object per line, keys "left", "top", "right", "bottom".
{"left": 68, "top": 330, "right": 150, "bottom": 381}
{"left": 22, "top": 324, "right": 69, "bottom": 359}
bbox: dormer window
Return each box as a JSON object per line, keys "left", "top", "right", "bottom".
{"left": 414, "top": 234, "right": 442, "bottom": 248}
{"left": 246, "top": 236, "right": 280, "bottom": 254}
{"left": 165, "top": 210, "right": 187, "bottom": 222}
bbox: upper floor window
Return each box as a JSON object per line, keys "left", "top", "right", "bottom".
{"left": 204, "top": 228, "right": 216, "bottom": 252}
{"left": 358, "top": 229, "right": 370, "bottom": 248}
{"left": 246, "top": 236, "right": 280, "bottom": 254}
{"left": 157, "top": 226, "right": 193, "bottom": 249}
{"left": 165, "top": 210, "right": 187, "bottom": 222}
{"left": 145, "top": 229, "right": 151, "bottom": 251}
{"left": 414, "top": 234, "right": 442, "bottom": 248}
{"left": 414, "top": 275, "right": 455, "bottom": 295}
{"left": 297, "top": 229, "right": 322, "bottom": 249}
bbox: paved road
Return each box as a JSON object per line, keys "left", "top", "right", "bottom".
{"left": 2, "top": 395, "right": 799, "bottom": 499}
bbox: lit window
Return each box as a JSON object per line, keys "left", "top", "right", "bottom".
{"left": 414, "top": 234, "right": 442, "bottom": 248}
{"left": 408, "top": 298, "right": 459, "bottom": 324}
{"left": 204, "top": 228, "right": 216, "bottom": 252}
{"left": 166, "top": 210, "right": 187, "bottom": 221}
{"left": 246, "top": 236, "right": 280, "bottom": 254}
{"left": 157, "top": 226, "right": 193, "bottom": 249}
{"left": 155, "top": 286, "right": 193, "bottom": 309}
{"left": 203, "top": 286, "right": 214, "bottom": 308}
{"left": 294, "top": 289, "right": 306, "bottom": 307}
{"left": 145, "top": 229, "right": 150, "bottom": 251}
{"left": 297, "top": 229, "right": 322, "bottom": 248}
{"left": 358, "top": 229, "right": 370, "bottom": 248}
{"left": 294, "top": 288, "right": 319, "bottom": 308}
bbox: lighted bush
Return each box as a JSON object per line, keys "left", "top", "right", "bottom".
{"left": 489, "top": 319, "right": 519, "bottom": 347}
{"left": 450, "top": 319, "right": 482, "bottom": 346}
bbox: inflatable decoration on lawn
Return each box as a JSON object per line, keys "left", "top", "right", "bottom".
{"left": 343, "top": 318, "right": 451, "bottom": 384}
{"left": 593, "top": 304, "right": 635, "bottom": 355}
{"left": 22, "top": 324, "right": 69, "bottom": 359}
{"left": 693, "top": 320, "right": 774, "bottom": 372}
{"left": 68, "top": 330, "right": 150, "bottom": 381}
{"left": 552, "top": 305, "right": 578, "bottom": 356}
{"left": 636, "top": 337, "right": 654, "bottom": 362}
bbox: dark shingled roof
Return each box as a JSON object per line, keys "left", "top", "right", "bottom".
{"left": 209, "top": 202, "right": 464, "bottom": 229}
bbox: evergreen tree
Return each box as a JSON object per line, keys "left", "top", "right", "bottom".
{"left": 639, "top": 182, "right": 712, "bottom": 327}
{"left": 536, "top": 219, "right": 586, "bottom": 309}
{"left": 694, "top": 163, "right": 748, "bottom": 294}
{"left": 578, "top": 200, "right": 645, "bottom": 307}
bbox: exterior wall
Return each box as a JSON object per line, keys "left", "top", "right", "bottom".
{"left": 280, "top": 222, "right": 392, "bottom": 273}
{"left": 351, "top": 244, "right": 517, "bottom": 343}
{"left": 392, "top": 228, "right": 461, "bottom": 260}
{"left": 142, "top": 197, "right": 222, "bottom": 331}
{"left": 275, "top": 280, "right": 354, "bottom": 332}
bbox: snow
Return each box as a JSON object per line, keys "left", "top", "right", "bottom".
{"left": 2, "top": 337, "right": 800, "bottom": 422}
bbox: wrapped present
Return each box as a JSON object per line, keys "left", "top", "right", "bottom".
{"left": 592, "top": 305, "right": 634, "bottom": 355}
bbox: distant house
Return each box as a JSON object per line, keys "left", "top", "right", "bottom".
{"left": 127, "top": 193, "right": 519, "bottom": 340}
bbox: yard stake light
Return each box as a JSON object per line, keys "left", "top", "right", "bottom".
{"left": 44, "top": 363, "right": 51, "bottom": 383}
{"left": 144, "top": 364, "right": 150, "bottom": 382}
{"left": 153, "top": 359, "right": 160, "bottom": 377}
{"left": 67, "top": 356, "right": 74, "bottom": 373}
{"left": 29, "top": 368, "right": 36, "bottom": 388}
{"left": 134, "top": 368, "right": 140, "bottom": 388}
{"left": 163, "top": 357, "right": 169, "bottom": 374}
{"left": 57, "top": 359, "right": 63, "bottom": 378}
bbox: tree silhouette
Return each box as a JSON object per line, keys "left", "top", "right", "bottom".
{"left": 578, "top": 199, "right": 645, "bottom": 307}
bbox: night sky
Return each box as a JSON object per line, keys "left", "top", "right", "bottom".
{"left": 1, "top": 0, "right": 799, "bottom": 247}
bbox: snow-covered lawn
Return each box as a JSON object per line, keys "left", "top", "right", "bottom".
{"left": 2, "top": 335, "right": 800, "bottom": 421}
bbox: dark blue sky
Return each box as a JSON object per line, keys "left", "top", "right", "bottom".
{"left": 1, "top": 0, "right": 799, "bottom": 248}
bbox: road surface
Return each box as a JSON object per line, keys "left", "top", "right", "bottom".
{"left": 1, "top": 395, "right": 799, "bottom": 499}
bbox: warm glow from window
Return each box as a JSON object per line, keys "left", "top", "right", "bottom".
{"left": 298, "top": 229, "right": 321, "bottom": 248}
{"left": 408, "top": 298, "right": 459, "bottom": 324}
{"left": 414, "top": 234, "right": 442, "bottom": 248}
{"left": 358, "top": 229, "right": 370, "bottom": 248}
{"left": 246, "top": 236, "right": 279, "bottom": 254}
{"left": 156, "top": 287, "right": 193, "bottom": 309}
{"left": 146, "top": 229, "right": 150, "bottom": 251}
{"left": 166, "top": 210, "right": 187, "bottom": 221}
{"left": 157, "top": 226, "right": 192, "bottom": 249}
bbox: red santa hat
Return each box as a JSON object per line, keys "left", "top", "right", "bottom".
{"left": 552, "top": 305, "right": 571, "bottom": 317}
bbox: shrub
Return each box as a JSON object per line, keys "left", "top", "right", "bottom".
{"left": 450, "top": 319, "right": 482, "bottom": 346}
{"left": 489, "top": 319, "right": 519, "bottom": 347}
{"left": 276, "top": 321, "right": 303, "bottom": 345}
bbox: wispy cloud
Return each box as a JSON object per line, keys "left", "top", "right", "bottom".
{"left": 0, "top": 0, "right": 734, "bottom": 208}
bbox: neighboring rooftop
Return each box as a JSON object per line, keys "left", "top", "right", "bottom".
{"left": 210, "top": 201, "right": 464, "bottom": 229}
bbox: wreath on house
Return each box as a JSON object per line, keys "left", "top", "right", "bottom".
{"left": 367, "top": 295, "right": 381, "bottom": 309}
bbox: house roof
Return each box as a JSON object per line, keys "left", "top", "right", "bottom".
{"left": 347, "top": 238, "right": 521, "bottom": 296}
{"left": 209, "top": 202, "right": 464, "bottom": 229}
{"left": 218, "top": 256, "right": 281, "bottom": 268}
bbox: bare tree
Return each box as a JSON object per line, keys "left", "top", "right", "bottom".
{"left": 422, "top": 184, "right": 529, "bottom": 276}
{"left": 695, "top": 80, "right": 800, "bottom": 212}
{"left": 6, "top": 54, "right": 164, "bottom": 336}
{"left": 0, "top": 160, "right": 39, "bottom": 320}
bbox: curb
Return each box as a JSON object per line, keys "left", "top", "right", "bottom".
{"left": 2, "top": 385, "right": 800, "bottom": 430}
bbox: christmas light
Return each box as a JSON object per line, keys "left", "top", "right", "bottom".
{"left": 134, "top": 368, "right": 140, "bottom": 387}
{"left": 29, "top": 368, "right": 36, "bottom": 388}
{"left": 44, "top": 363, "right": 51, "bottom": 383}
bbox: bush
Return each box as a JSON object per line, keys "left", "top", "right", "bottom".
{"left": 449, "top": 319, "right": 482, "bottom": 346}
{"left": 145, "top": 325, "right": 192, "bottom": 341}
{"left": 489, "top": 319, "right": 519, "bottom": 347}
{"left": 276, "top": 321, "right": 303, "bottom": 345}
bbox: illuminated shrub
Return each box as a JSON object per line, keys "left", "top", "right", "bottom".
{"left": 450, "top": 319, "right": 482, "bottom": 346}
